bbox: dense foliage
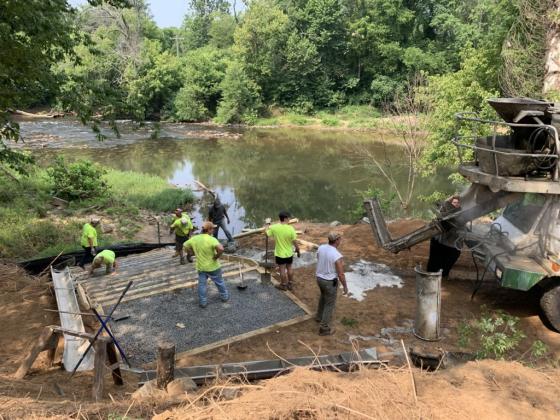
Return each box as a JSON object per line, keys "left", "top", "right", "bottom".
{"left": 47, "top": 0, "right": 551, "bottom": 127}
{"left": 47, "top": 157, "right": 109, "bottom": 201}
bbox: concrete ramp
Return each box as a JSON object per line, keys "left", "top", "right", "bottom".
{"left": 51, "top": 267, "right": 94, "bottom": 371}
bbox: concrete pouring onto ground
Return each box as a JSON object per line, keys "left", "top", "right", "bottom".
{"left": 105, "top": 275, "right": 306, "bottom": 365}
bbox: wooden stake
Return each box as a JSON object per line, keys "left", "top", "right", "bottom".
{"left": 46, "top": 333, "right": 60, "bottom": 367}
{"left": 92, "top": 337, "right": 109, "bottom": 400}
{"left": 14, "top": 326, "right": 55, "bottom": 379}
{"left": 400, "top": 339, "right": 418, "bottom": 403}
{"left": 156, "top": 342, "right": 175, "bottom": 389}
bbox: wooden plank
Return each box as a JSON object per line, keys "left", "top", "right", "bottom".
{"left": 93, "top": 267, "right": 260, "bottom": 306}
{"left": 266, "top": 272, "right": 315, "bottom": 316}
{"left": 176, "top": 313, "right": 312, "bottom": 358}
{"left": 233, "top": 218, "right": 299, "bottom": 239}
{"left": 14, "top": 326, "right": 55, "bottom": 379}
{"left": 82, "top": 262, "right": 238, "bottom": 294}
{"left": 51, "top": 326, "right": 96, "bottom": 341}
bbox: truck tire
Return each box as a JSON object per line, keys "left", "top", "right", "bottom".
{"left": 540, "top": 282, "right": 560, "bottom": 332}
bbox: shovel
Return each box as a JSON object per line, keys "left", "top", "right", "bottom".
{"left": 237, "top": 263, "right": 248, "bottom": 290}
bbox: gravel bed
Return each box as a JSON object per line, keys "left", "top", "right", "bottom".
{"left": 106, "top": 276, "right": 306, "bottom": 365}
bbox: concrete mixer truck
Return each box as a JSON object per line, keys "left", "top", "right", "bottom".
{"left": 365, "top": 98, "right": 560, "bottom": 331}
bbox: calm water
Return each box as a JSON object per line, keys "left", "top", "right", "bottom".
{"left": 20, "top": 119, "right": 453, "bottom": 236}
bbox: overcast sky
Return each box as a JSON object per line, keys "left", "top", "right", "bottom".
{"left": 69, "top": 0, "right": 190, "bottom": 28}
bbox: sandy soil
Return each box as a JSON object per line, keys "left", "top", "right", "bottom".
{"left": 1, "top": 220, "right": 560, "bottom": 418}
{"left": 177, "top": 220, "right": 560, "bottom": 367}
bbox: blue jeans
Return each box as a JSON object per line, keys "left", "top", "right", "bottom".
{"left": 213, "top": 219, "right": 233, "bottom": 242}
{"left": 198, "top": 268, "right": 229, "bottom": 305}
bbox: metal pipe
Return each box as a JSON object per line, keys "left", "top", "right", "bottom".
{"left": 413, "top": 266, "right": 441, "bottom": 341}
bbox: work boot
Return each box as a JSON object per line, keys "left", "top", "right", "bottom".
{"left": 199, "top": 302, "right": 208, "bottom": 308}
{"left": 187, "top": 255, "right": 193, "bottom": 263}
{"left": 319, "top": 327, "right": 335, "bottom": 336}
{"left": 180, "top": 256, "right": 186, "bottom": 265}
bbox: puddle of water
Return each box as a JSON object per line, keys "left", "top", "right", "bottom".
{"left": 345, "top": 260, "right": 404, "bottom": 301}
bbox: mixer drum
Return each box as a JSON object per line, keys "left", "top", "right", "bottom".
{"left": 476, "top": 135, "right": 540, "bottom": 176}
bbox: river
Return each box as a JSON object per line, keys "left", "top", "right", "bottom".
{"left": 19, "top": 119, "right": 453, "bottom": 236}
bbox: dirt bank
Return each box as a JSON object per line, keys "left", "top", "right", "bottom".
{"left": 155, "top": 360, "right": 560, "bottom": 420}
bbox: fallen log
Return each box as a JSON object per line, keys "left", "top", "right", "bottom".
{"left": 11, "top": 109, "right": 64, "bottom": 118}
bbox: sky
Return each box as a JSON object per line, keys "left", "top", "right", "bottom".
{"left": 69, "top": 0, "right": 189, "bottom": 28}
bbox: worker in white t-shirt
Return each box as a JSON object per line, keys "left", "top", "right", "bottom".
{"left": 315, "top": 232, "right": 348, "bottom": 336}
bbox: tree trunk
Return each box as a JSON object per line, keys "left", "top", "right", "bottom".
{"left": 544, "top": 2, "right": 560, "bottom": 94}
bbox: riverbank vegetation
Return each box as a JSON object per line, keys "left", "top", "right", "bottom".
{"left": 0, "top": 158, "right": 193, "bottom": 260}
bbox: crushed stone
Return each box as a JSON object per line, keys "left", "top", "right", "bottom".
{"left": 106, "top": 276, "right": 306, "bottom": 365}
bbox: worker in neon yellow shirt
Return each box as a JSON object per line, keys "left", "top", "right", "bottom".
{"left": 89, "top": 249, "right": 118, "bottom": 276}
{"left": 79, "top": 218, "right": 100, "bottom": 269}
{"left": 170, "top": 209, "right": 194, "bottom": 265}
{"left": 184, "top": 221, "right": 229, "bottom": 308}
{"left": 265, "top": 211, "right": 300, "bottom": 291}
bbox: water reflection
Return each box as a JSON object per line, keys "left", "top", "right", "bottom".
{"left": 26, "top": 123, "right": 453, "bottom": 235}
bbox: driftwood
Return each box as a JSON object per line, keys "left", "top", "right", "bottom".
{"left": 233, "top": 218, "right": 299, "bottom": 239}
{"left": 11, "top": 109, "right": 64, "bottom": 118}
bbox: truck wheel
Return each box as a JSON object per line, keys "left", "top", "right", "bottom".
{"left": 540, "top": 282, "right": 560, "bottom": 332}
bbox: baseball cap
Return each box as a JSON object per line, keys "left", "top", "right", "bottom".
{"left": 328, "top": 232, "right": 342, "bottom": 242}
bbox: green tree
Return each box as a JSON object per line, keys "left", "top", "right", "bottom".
{"left": 216, "top": 61, "right": 261, "bottom": 123}
{"left": 182, "top": 0, "right": 231, "bottom": 49}
{"left": 173, "top": 47, "right": 229, "bottom": 121}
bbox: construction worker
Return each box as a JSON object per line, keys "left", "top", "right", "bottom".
{"left": 315, "top": 232, "right": 348, "bottom": 336}
{"left": 89, "top": 249, "right": 118, "bottom": 276}
{"left": 208, "top": 197, "right": 234, "bottom": 243}
{"left": 79, "top": 218, "right": 100, "bottom": 269}
{"left": 427, "top": 195, "right": 462, "bottom": 280}
{"left": 184, "top": 221, "right": 229, "bottom": 308}
{"left": 265, "top": 211, "right": 300, "bottom": 290}
{"left": 170, "top": 209, "right": 193, "bottom": 264}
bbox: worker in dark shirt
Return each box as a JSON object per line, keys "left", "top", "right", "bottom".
{"left": 208, "top": 197, "right": 234, "bottom": 243}
{"left": 426, "top": 195, "right": 462, "bottom": 280}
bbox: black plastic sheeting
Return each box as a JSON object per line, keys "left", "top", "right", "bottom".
{"left": 18, "top": 242, "right": 174, "bottom": 275}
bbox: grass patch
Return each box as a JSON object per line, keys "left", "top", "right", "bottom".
{"left": 252, "top": 105, "right": 381, "bottom": 129}
{"left": 341, "top": 317, "right": 359, "bottom": 328}
{"left": 287, "top": 114, "right": 311, "bottom": 126}
{"left": 105, "top": 169, "right": 194, "bottom": 212}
